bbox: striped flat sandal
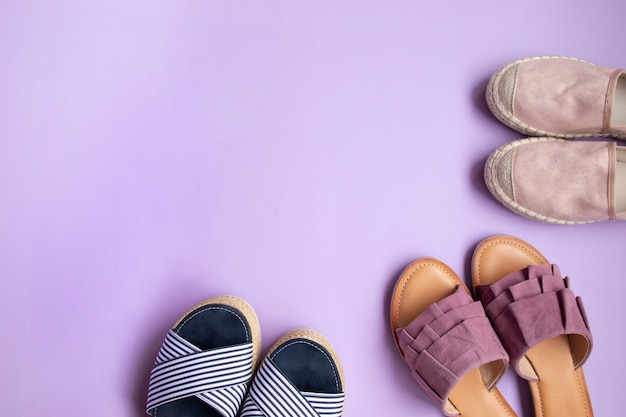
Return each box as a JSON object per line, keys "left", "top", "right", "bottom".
{"left": 146, "top": 295, "right": 261, "bottom": 417}
{"left": 240, "top": 329, "right": 346, "bottom": 417}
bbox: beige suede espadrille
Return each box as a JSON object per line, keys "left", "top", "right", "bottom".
{"left": 487, "top": 56, "right": 626, "bottom": 139}
{"left": 485, "top": 137, "right": 626, "bottom": 224}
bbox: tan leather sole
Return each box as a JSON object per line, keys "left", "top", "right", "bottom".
{"left": 390, "top": 258, "right": 517, "bottom": 417}
{"left": 472, "top": 236, "right": 594, "bottom": 417}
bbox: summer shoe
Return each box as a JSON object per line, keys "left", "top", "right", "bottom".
{"left": 390, "top": 258, "right": 516, "bottom": 417}
{"left": 472, "top": 235, "right": 593, "bottom": 417}
{"left": 146, "top": 295, "right": 261, "bottom": 417}
{"left": 485, "top": 137, "right": 626, "bottom": 224}
{"left": 240, "top": 329, "right": 346, "bottom": 417}
{"left": 487, "top": 56, "right": 626, "bottom": 139}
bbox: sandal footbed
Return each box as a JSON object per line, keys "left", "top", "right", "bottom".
{"left": 266, "top": 329, "right": 344, "bottom": 394}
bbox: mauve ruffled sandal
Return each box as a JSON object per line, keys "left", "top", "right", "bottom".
{"left": 390, "top": 258, "right": 516, "bottom": 417}
{"left": 472, "top": 235, "right": 594, "bottom": 417}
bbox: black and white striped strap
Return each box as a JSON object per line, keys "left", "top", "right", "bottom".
{"left": 146, "top": 329, "right": 254, "bottom": 417}
{"left": 240, "top": 359, "right": 345, "bottom": 417}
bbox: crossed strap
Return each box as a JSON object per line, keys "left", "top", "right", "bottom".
{"left": 476, "top": 264, "right": 592, "bottom": 379}
{"left": 146, "top": 329, "right": 254, "bottom": 417}
{"left": 395, "top": 286, "right": 509, "bottom": 413}
{"left": 239, "top": 359, "right": 345, "bottom": 417}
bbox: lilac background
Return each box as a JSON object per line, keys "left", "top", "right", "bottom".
{"left": 1, "top": 1, "right": 625, "bottom": 416}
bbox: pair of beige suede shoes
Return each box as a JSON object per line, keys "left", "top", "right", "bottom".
{"left": 484, "top": 56, "right": 626, "bottom": 224}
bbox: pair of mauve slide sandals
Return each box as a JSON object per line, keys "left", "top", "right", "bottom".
{"left": 145, "top": 295, "right": 345, "bottom": 417}
{"left": 391, "top": 235, "right": 593, "bottom": 417}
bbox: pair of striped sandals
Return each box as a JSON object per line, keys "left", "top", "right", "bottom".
{"left": 146, "top": 296, "right": 345, "bottom": 417}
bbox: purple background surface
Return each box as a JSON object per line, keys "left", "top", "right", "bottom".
{"left": 1, "top": 1, "right": 625, "bottom": 416}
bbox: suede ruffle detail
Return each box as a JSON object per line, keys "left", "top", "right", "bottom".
{"left": 477, "top": 264, "right": 592, "bottom": 380}
{"left": 395, "top": 287, "right": 509, "bottom": 415}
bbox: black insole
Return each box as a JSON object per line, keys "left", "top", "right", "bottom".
{"left": 151, "top": 304, "right": 251, "bottom": 417}
{"left": 270, "top": 338, "right": 342, "bottom": 394}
